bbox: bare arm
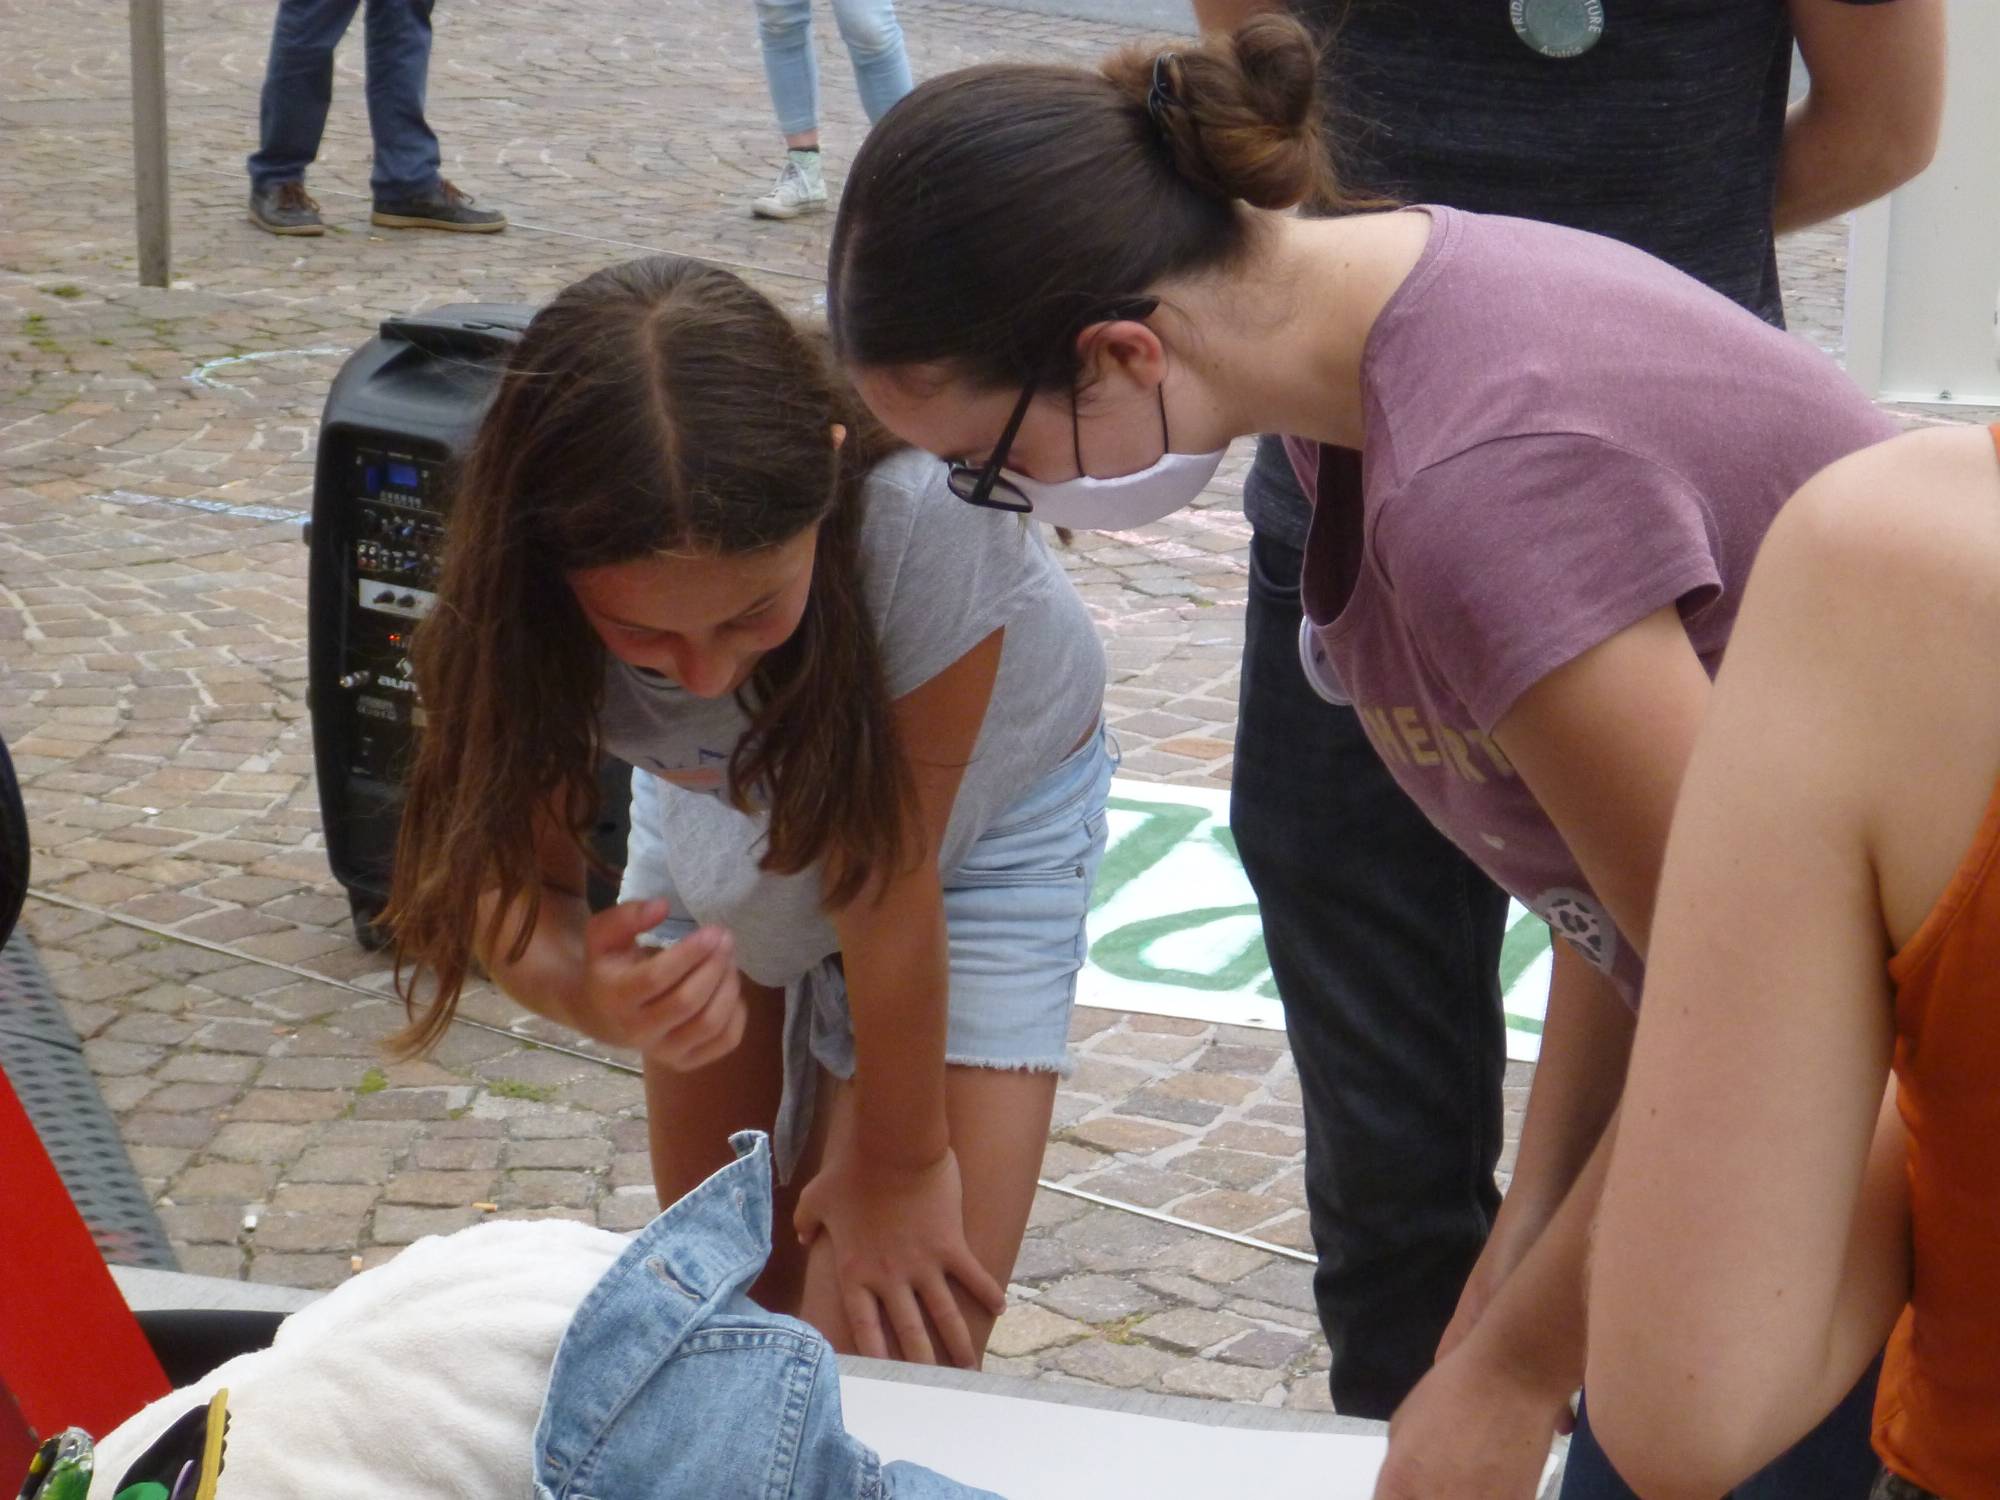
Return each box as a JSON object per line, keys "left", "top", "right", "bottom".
{"left": 474, "top": 793, "right": 595, "bottom": 1030}
{"left": 1776, "top": 0, "right": 1944, "bottom": 234}
{"left": 1585, "top": 431, "right": 2000, "bottom": 1494}
{"left": 832, "top": 626, "right": 1005, "bottom": 1170}
{"left": 1373, "top": 606, "right": 1713, "bottom": 1498}
{"left": 799, "top": 627, "right": 1011, "bottom": 1367}
{"left": 1453, "top": 603, "right": 1711, "bottom": 1312}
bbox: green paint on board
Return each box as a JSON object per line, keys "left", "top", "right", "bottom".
{"left": 1498, "top": 913, "right": 1551, "bottom": 995}
{"left": 1090, "top": 797, "right": 1206, "bottom": 913}
{"left": 1091, "top": 903, "right": 1268, "bottom": 991}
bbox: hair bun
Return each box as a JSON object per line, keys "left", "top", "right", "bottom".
{"left": 1110, "top": 14, "right": 1332, "bottom": 211}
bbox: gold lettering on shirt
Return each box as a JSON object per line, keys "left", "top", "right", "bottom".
{"left": 1358, "top": 706, "right": 1410, "bottom": 767}
{"left": 1356, "top": 706, "right": 1518, "bottom": 786}
{"left": 1393, "top": 707, "right": 1442, "bottom": 768}
{"left": 1436, "top": 725, "right": 1484, "bottom": 784}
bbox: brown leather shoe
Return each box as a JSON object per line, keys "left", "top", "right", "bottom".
{"left": 370, "top": 179, "right": 507, "bottom": 233}
{"left": 249, "top": 181, "right": 325, "bottom": 236}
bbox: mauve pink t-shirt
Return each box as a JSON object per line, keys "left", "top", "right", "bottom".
{"left": 1286, "top": 207, "right": 1897, "bottom": 1004}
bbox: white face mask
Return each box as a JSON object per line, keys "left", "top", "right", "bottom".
{"left": 1007, "top": 443, "right": 1229, "bottom": 531}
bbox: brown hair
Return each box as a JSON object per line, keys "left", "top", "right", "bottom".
{"left": 829, "top": 16, "right": 1356, "bottom": 392}
{"left": 384, "top": 255, "right": 916, "bottom": 1054}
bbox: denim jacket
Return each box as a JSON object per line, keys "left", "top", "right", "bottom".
{"left": 535, "top": 1131, "right": 1007, "bottom": 1499}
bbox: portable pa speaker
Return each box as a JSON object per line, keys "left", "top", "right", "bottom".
{"left": 306, "top": 305, "right": 629, "bottom": 948}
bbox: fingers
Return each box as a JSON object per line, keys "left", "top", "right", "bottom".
{"left": 918, "top": 1272, "right": 979, "bottom": 1370}
{"left": 633, "top": 943, "right": 743, "bottom": 1069}
{"left": 947, "top": 1246, "right": 1008, "bottom": 1320}
{"left": 883, "top": 1284, "right": 938, "bottom": 1367}
{"left": 843, "top": 1285, "right": 893, "bottom": 1362}
{"left": 609, "top": 926, "right": 730, "bottom": 1015}
{"left": 583, "top": 897, "right": 671, "bottom": 959}
{"left": 654, "top": 989, "right": 747, "bottom": 1072}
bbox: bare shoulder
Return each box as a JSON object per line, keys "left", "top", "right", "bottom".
{"left": 1765, "top": 424, "right": 2000, "bottom": 604}
{"left": 1748, "top": 425, "right": 2000, "bottom": 930}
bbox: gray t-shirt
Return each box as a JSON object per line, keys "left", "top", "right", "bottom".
{"left": 599, "top": 447, "right": 1107, "bottom": 987}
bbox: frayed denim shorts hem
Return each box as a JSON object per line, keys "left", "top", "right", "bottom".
{"left": 630, "top": 725, "right": 1115, "bottom": 1180}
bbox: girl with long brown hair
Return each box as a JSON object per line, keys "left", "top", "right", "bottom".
{"left": 385, "top": 255, "right": 1111, "bottom": 1369}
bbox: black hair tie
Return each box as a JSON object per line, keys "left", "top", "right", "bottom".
{"left": 1146, "top": 53, "right": 1182, "bottom": 132}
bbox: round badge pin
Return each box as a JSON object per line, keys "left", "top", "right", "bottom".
{"left": 1510, "top": 0, "right": 1605, "bottom": 58}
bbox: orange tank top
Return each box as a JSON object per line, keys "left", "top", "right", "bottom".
{"left": 1872, "top": 422, "right": 2000, "bottom": 1497}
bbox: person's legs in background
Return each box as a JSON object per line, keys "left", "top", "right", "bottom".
{"left": 1230, "top": 435, "right": 1511, "bottom": 1419}
{"left": 750, "top": 0, "right": 829, "bottom": 218}
{"left": 826, "top": 0, "right": 912, "bottom": 124}
{"left": 359, "top": 0, "right": 441, "bottom": 201}
{"left": 362, "top": 0, "right": 506, "bottom": 230}
{"left": 245, "top": 0, "right": 362, "bottom": 233}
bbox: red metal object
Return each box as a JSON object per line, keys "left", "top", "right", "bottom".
{"left": 0, "top": 1067, "right": 168, "bottom": 1463}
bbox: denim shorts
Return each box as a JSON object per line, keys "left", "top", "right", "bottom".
{"left": 620, "top": 725, "right": 1115, "bottom": 1178}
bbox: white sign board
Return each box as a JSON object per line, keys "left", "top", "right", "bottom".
{"left": 1844, "top": 0, "right": 2000, "bottom": 405}
{"left": 1080, "top": 779, "right": 1550, "bottom": 1062}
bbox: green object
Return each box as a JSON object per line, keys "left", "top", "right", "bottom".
{"left": 15, "top": 1429, "right": 92, "bottom": 1500}
{"left": 113, "top": 1486, "right": 171, "bottom": 1500}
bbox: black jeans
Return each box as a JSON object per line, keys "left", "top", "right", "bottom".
{"left": 1230, "top": 450, "right": 1511, "bottom": 1418}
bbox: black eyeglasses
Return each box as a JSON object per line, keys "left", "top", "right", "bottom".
{"left": 943, "top": 297, "right": 1161, "bottom": 515}
{"left": 945, "top": 375, "right": 1037, "bottom": 513}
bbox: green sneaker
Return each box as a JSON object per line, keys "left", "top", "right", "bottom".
{"left": 370, "top": 179, "right": 507, "bottom": 233}
{"left": 751, "top": 151, "right": 827, "bottom": 220}
{"left": 248, "top": 182, "right": 325, "bottom": 236}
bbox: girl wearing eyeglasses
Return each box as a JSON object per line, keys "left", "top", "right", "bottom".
{"left": 827, "top": 18, "right": 1897, "bottom": 1493}
{"left": 385, "top": 255, "right": 1111, "bottom": 1370}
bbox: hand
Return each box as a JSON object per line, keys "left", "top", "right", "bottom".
{"left": 576, "top": 899, "right": 745, "bottom": 1070}
{"left": 1371, "top": 1336, "right": 1571, "bottom": 1500}
{"left": 794, "top": 1141, "right": 1007, "bottom": 1368}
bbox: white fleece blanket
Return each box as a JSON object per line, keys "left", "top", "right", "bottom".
{"left": 89, "top": 1218, "right": 627, "bottom": 1498}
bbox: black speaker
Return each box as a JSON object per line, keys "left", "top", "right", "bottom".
{"left": 307, "top": 305, "right": 629, "bottom": 949}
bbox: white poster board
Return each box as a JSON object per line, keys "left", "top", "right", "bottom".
{"left": 1843, "top": 0, "right": 2000, "bottom": 405}
{"left": 844, "top": 1377, "right": 1391, "bottom": 1497}
{"left": 1080, "top": 779, "right": 1551, "bottom": 1061}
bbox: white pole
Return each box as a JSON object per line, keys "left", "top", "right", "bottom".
{"left": 129, "top": 0, "right": 171, "bottom": 288}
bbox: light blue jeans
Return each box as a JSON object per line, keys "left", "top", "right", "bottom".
{"left": 754, "top": 0, "right": 913, "bottom": 137}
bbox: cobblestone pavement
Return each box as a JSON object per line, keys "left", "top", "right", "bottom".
{"left": 1, "top": 0, "right": 1974, "bottom": 1415}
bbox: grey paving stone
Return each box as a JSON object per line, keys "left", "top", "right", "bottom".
{"left": 372, "top": 1205, "right": 487, "bottom": 1246}
{"left": 291, "top": 1146, "right": 395, "bottom": 1185}
{"left": 206, "top": 1121, "right": 313, "bottom": 1164}
{"left": 1036, "top": 1273, "right": 1168, "bottom": 1325}
{"left": 384, "top": 1170, "right": 498, "bottom": 1207}
{"left": 1218, "top": 1328, "right": 1313, "bottom": 1370}
{"left": 1047, "top": 1339, "right": 1183, "bottom": 1390}
{"left": 1133, "top": 1307, "right": 1254, "bottom": 1354}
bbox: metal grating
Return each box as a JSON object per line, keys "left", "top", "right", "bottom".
{"left": 0, "top": 930, "right": 178, "bottom": 1270}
